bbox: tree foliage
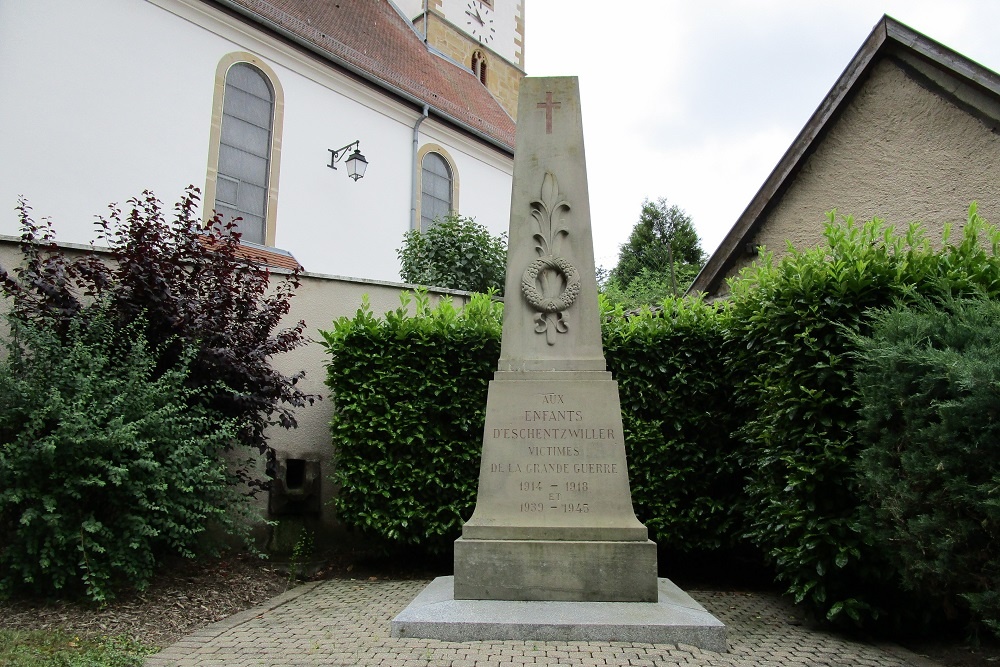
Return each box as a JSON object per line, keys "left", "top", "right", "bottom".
{"left": 0, "top": 189, "right": 316, "bottom": 465}
{"left": 397, "top": 214, "right": 507, "bottom": 294}
{"left": 601, "top": 266, "right": 703, "bottom": 310}
{"left": 604, "top": 198, "right": 705, "bottom": 307}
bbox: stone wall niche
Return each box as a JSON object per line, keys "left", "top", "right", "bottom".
{"left": 268, "top": 455, "right": 321, "bottom": 516}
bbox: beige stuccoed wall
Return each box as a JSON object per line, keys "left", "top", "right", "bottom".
{"left": 0, "top": 237, "right": 474, "bottom": 544}
{"left": 724, "top": 58, "right": 1000, "bottom": 289}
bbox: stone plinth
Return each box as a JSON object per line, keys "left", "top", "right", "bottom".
{"left": 391, "top": 577, "right": 728, "bottom": 652}
{"left": 454, "top": 538, "right": 657, "bottom": 602}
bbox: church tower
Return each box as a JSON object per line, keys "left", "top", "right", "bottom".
{"left": 400, "top": 0, "right": 525, "bottom": 119}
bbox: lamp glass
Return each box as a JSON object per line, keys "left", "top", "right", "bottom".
{"left": 346, "top": 149, "right": 368, "bottom": 181}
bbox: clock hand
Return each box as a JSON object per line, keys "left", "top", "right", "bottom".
{"left": 465, "top": 9, "right": 484, "bottom": 25}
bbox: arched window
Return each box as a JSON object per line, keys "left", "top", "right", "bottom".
{"left": 216, "top": 63, "right": 273, "bottom": 245}
{"left": 471, "top": 50, "right": 488, "bottom": 86}
{"left": 205, "top": 54, "right": 284, "bottom": 247}
{"left": 421, "top": 152, "right": 453, "bottom": 229}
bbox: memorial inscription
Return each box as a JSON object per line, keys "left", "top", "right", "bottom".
{"left": 486, "top": 394, "right": 621, "bottom": 517}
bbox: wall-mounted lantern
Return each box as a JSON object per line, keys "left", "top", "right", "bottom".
{"left": 327, "top": 140, "right": 368, "bottom": 181}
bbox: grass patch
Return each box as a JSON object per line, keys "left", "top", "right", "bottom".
{"left": 0, "top": 629, "right": 154, "bottom": 666}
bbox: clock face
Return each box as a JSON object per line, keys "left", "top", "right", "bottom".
{"left": 464, "top": 0, "right": 495, "bottom": 43}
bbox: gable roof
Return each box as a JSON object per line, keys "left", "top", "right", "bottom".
{"left": 688, "top": 15, "right": 1000, "bottom": 297}
{"left": 211, "top": 0, "right": 516, "bottom": 153}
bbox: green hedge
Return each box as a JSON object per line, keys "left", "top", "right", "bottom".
{"left": 319, "top": 291, "right": 501, "bottom": 553}
{"left": 853, "top": 295, "right": 1000, "bottom": 635}
{"left": 602, "top": 297, "right": 741, "bottom": 553}
{"left": 725, "top": 207, "right": 1000, "bottom": 627}
{"left": 321, "top": 291, "right": 738, "bottom": 557}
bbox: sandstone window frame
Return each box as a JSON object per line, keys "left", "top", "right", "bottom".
{"left": 205, "top": 53, "right": 284, "bottom": 247}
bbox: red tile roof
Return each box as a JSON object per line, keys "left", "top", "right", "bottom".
{"left": 213, "top": 0, "right": 516, "bottom": 152}
{"left": 199, "top": 235, "right": 303, "bottom": 271}
{"left": 236, "top": 244, "right": 303, "bottom": 271}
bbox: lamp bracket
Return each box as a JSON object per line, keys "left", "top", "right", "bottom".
{"left": 328, "top": 140, "right": 361, "bottom": 170}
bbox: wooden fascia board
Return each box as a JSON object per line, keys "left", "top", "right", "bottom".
{"left": 689, "top": 17, "right": 891, "bottom": 296}
{"left": 889, "top": 20, "right": 979, "bottom": 89}
{"left": 887, "top": 18, "right": 1000, "bottom": 105}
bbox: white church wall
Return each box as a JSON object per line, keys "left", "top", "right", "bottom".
{"left": 0, "top": 0, "right": 514, "bottom": 282}
{"left": 393, "top": 0, "right": 424, "bottom": 22}
{"left": 420, "top": 119, "right": 515, "bottom": 235}
{"left": 0, "top": 0, "right": 219, "bottom": 239}
{"left": 272, "top": 65, "right": 417, "bottom": 280}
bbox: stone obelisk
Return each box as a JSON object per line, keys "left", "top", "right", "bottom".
{"left": 453, "top": 76, "right": 658, "bottom": 602}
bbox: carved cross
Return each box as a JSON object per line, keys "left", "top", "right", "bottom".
{"left": 536, "top": 92, "right": 561, "bottom": 134}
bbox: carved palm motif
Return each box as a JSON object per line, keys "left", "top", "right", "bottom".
{"left": 521, "top": 171, "right": 581, "bottom": 345}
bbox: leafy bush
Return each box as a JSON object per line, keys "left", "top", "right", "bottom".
{"left": 605, "top": 198, "right": 706, "bottom": 307}
{"left": 613, "top": 198, "right": 705, "bottom": 286}
{"left": 397, "top": 214, "right": 507, "bottom": 294}
{"left": 1, "top": 190, "right": 315, "bottom": 469}
{"left": 0, "top": 309, "right": 247, "bottom": 601}
{"left": 320, "top": 291, "right": 502, "bottom": 553}
{"left": 602, "top": 296, "right": 742, "bottom": 553}
{"left": 853, "top": 295, "right": 1000, "bottom": 636}
{"left": 724, "top": 207, "right": 1000, "bottom": 626}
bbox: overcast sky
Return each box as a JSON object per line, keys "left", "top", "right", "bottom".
{"left": 522, "top": 1, "right": 1000, "bottom": 271}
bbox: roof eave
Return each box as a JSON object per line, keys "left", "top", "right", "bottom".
{"left": 690, "top": 14, "right": 1000, "bottom": 297}
{"left": 688, "top": 16, "right": 893, "bottom": 296}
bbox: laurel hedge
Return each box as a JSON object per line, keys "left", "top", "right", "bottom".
{"left": 319, "top": 291, "right": 502, "bottom": 554}
{"left": 322, "top": 289, "right": 743, "bottom": 560}
{"left": 602, "top": 297, "right": 742, "bottom": 554}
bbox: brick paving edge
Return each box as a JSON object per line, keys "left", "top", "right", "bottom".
{"left": 873, "top": 641, "right": 945, "bottom": 667}
{"left": 144, "top": 581, "right": 323, "bottom": 666}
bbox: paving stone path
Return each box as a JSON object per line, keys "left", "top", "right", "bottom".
{"left": 145, "top": 579, "right": 940, "bottom": 666}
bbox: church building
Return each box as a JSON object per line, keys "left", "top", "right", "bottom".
{"left": 0, "top": 0, "right": 524, "bottom": 280}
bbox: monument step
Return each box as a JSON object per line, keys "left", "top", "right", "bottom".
{"left": 391, "top": 576, "right": 728, "bottom": 652}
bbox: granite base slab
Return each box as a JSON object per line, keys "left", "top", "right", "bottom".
{"left": 390, "top": 576, "right": 727, "bottom": 653}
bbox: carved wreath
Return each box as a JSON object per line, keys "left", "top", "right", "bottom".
{"left": 521, "top": 255, "right": 580, "bottom": 312}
